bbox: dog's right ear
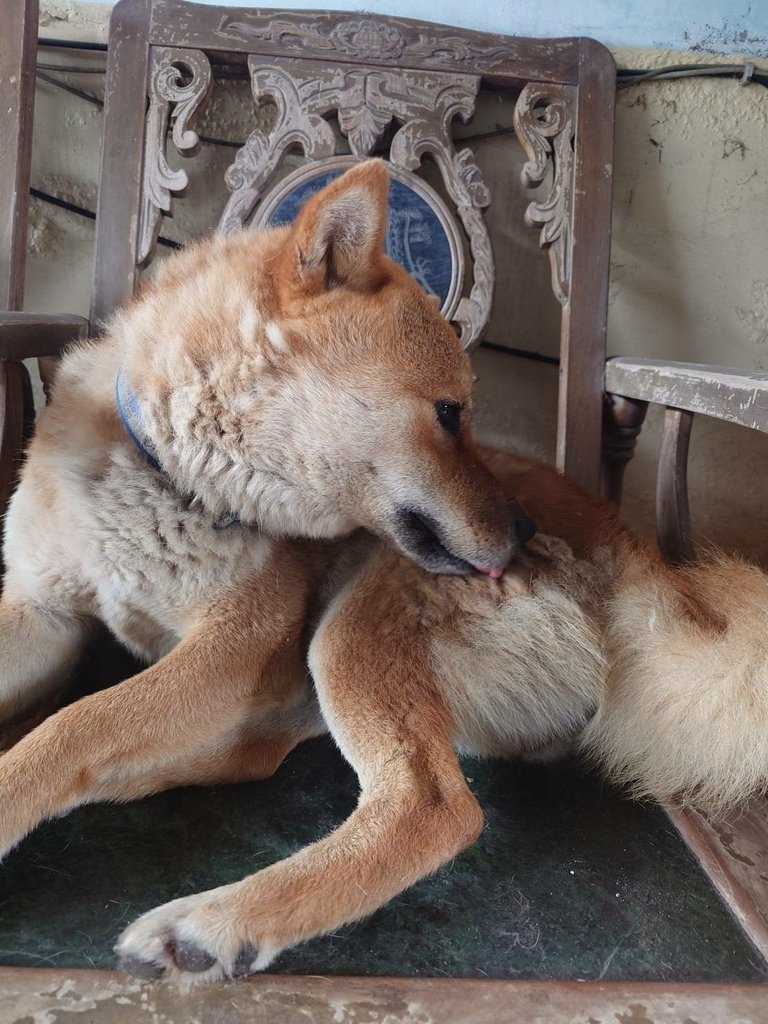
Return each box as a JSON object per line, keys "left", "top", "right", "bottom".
{"left": 276, "top": 160, "right": 390, "bottom": 303}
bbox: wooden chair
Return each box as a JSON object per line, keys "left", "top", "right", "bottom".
{"left": 0, "top": 0, "right": 87, "bottom": 524}
{"left": 1, "top": 1, "right": 766, "bottom": 1018}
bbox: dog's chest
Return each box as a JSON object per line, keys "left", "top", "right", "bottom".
{"left": 83, "top": 453, "right": 271, "bottom": 660}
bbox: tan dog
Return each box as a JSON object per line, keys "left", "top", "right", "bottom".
{"left": 1, "top": 161, "right": 767, "bottom": 983}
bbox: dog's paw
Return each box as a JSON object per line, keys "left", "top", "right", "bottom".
{"left": 115, "top": 888, "right": 276, "bottom": 984}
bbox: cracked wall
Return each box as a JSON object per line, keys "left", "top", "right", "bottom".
{"left": 26, "top": 2, "right": 768, "bottom": 560}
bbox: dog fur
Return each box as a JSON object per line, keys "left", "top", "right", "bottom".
{"left": 1, "top": 160, "right": 767, "bottom": 982}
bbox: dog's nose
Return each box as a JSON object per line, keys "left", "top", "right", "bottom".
{"left": 515, "top": 514, "right": 537, "bottom": 546}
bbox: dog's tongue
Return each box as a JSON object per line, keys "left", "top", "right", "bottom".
{"left": 475, "top": 565, "right": 504, "bottom": 579}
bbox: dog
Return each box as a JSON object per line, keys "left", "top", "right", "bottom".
{"left": 1, "top": 160, "right": 767, "bottom": 983}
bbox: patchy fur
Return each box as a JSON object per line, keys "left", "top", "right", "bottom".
{"left": 1, "top": 161, "right": 767, "bottom": 984}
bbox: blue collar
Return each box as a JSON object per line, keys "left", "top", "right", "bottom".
{"left": 115, "top": 368, "right": 240, "bottom": 530}
{"left": 115, "top": 366, "right": 162, "bottom": 473}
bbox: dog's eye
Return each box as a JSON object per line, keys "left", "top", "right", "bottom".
{"left": 435, "top": 400, "right": 462, "bottom": 437}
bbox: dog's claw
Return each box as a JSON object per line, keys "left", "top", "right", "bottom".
{"left": 232, "top": 944, "right": 259, "bottom": 977}
{"left": 119, "top": 953, "right": 166, "bottom": 980}
{"left": 173, "top": 939, "right": 217, "bottom": 973}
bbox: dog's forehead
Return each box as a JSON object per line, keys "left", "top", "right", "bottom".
{"left": 375, "top": 285, "right": 463, "bottom": 349}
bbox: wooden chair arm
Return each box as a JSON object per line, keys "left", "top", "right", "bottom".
{"left": 605, "top": 357, "right": 768, "bottom": 433}
{"left": 0, "top": 312, "right": 89, "bottom": 360}
{"left": 605, "top": 356, "right": 768, "bottom": 564}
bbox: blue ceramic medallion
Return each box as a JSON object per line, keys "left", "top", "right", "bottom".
{"left": 263, "top": 166, "right": 457, "bottom": 309}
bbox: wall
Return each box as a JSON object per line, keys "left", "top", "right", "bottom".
{"left": 27, "top": 2, "right": 768, "bottom": 561}
{"left": 68, "top": 0, "right": 768, "bottom": 55}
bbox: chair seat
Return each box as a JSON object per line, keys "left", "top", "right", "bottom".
{"left": 605, "top": 357, "right": 768, "bottom": 433}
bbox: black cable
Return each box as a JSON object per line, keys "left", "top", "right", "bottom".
{"left": 198, "top": 133, "right": 242, "bottom": 149}
{"left": 480, "top": 341, "right": 559, "bottom": 365}
{"left": 35, "top": 73, "right": 246, "bottom": 151}
{"left": 30, "top": 186, "right": 96, "bottom": 221}
{"left": 36, "top": 72, "right": 246, "bottom": 147}
{"left": 38, "top": 36, "right": 107, "bottom": 52}
{"left": 35, "top": 70, "right": 103, "bottom": 108}
{"left": 30, "top": 187, "right": 181, "bottom": 250}
{"left": 616, "top": 62, "right": 768, "bottom": 88}
{"left": 36, "top": 62, "right": 106, "bottom": 73}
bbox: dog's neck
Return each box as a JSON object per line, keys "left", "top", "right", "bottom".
{"left": 115, "top": 367, "right": 240, "bottom": 531}
{"left": 113, "top": 360, "right": 354, "bottom": 541}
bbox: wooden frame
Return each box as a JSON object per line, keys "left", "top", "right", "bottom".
{"left": 3, "top": 969, "right": 768, "bottom": 1023}
{"left": 2, "top": 0, "right": 767, "bottom": 1014}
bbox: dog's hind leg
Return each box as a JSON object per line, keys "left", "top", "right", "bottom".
{"left": 0, "top": 551, "right": 315, "bottom": 859}
{"left": 115, "top": 557, "right": 483, "bottom": 983}
{"left": 0, "top": 599, "right": 90, "bottom": 742}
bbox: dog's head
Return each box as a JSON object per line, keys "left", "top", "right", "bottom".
{"left": 124, "top": 160, "right": 534, "bottom": 575}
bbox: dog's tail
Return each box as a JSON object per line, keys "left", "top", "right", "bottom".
{"left": 582, "top": 548, "right": 768, "bottom": 811}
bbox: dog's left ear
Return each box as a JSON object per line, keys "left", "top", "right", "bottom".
{"left": 278, "top": 159, "right": 390, "bottom": 300}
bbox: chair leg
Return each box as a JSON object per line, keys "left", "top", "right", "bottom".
{"left": 601, "top": 393, "right": 648, "bottom": 506}
{"left": 656, "top": 406, "right": 695, "bottom": 564}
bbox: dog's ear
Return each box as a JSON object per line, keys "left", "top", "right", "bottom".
{"left": 277, "top": 160, "right": 390, "bottom": 300}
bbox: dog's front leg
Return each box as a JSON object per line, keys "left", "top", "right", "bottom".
{"left": 116, "top": 565, "right": 482, "bottom": 982}
{"left": 0, "top": 555, "right": 314, "bottom": 859}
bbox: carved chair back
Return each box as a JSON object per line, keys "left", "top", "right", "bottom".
{"left": 94, "top": 0, "right": 616, "bottom": 495}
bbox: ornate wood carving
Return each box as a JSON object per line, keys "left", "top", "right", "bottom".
{"left": 220, "top": 59, "right": 493, "bottom": 350}
{"left": 216, "top": 13, "right": 530, "bottom": 71}
{"left": 137, "top": 47, "right": 212, "bottom": 265}
{"left": 388, "top": 82, "right": 492, "bottom": 351}
{"left": 513, "top": 83, "right": 576, "bottom": 306}
{"left": 219, "top": 64, "right": 337, "bottom": 234}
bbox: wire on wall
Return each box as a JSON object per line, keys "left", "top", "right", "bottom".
{"left": 30, "top": 188, "right": 182, "bottom": 250}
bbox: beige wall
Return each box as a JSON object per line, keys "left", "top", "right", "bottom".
{"left": 28, "top": 2, "right": 768, "bottom": 560}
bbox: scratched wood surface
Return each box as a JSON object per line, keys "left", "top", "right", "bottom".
{"left": 2, "top": 969, "right": 768, "bottom": 1024}
{"left": 667, "top": 799, "right": 768, "bottom": 967}
{"left": 149, "top": 0, "right": 583, "bottom": 86}
{"left": 605, "top": 358, "right": 768, "bottom": 434}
